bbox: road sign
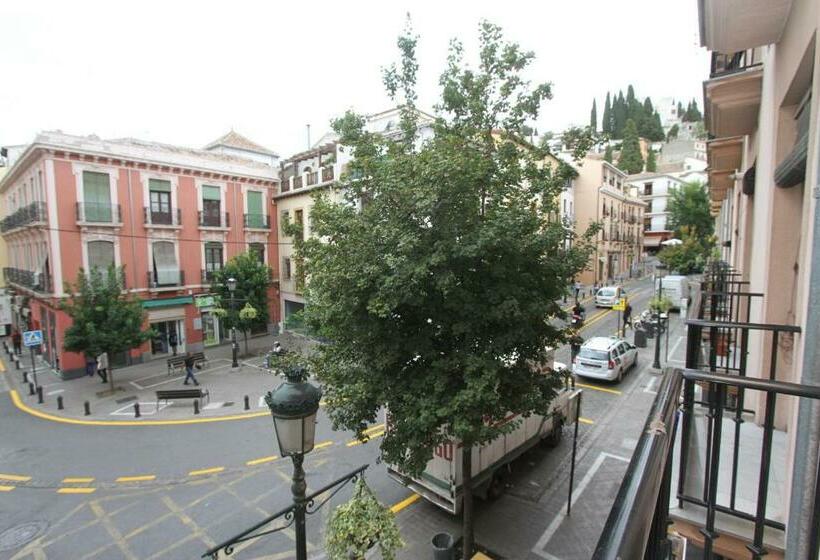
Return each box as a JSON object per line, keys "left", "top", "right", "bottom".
{"left": 612, "top": 298, "right": 626, "bottom": 312}
{"left": 23, "top": 330, "right": 43, "bottom": 347}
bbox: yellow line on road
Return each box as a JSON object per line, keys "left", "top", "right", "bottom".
{"left": 346, "top": 429, "right": 385, "bottom": 447}
{"left": 57, "top": 487, "right": 96, "bottom": 494}
{"left": 62, "top": 477, "right": 95, "bottom": 483}
{"left": 390, "top": 493, "right": 420, "bottom": 513}
{"left": 575, "top": 382, "right": 622, "bottom": 395}
{"left": 0, "top": 357, "right": 5, "bottom": 372}
{"left": 364, "top": 423, "right": 385, "bottom": 434}
{"left": 0, "top": 473, "right": 31, "bottom": 482}
{"left": 579, "top": 417, "right": 595, "bottom": 425}
{"left": 115, "top": 475, "right": 156, "bottom": 483}
{"left": 0, "top": 485, "right": 14, "bottom": 492}
{"left": 246, "top": 455, "right": 278, "bottom": 466}
{"left": 314, "top": 441, "right": 334, "bottom": 450}
{"left": 189, "top": 467, "right": 225, "bottom": 477}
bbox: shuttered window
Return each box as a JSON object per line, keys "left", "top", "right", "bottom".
{"left": 152, "top": 241, "right": 179, "bottom": 285}
{"left": 83, "top": 171, "right": 112, "bottom": 222}
{"left": 87, "top": 240, "right": 115, "bottom": 271}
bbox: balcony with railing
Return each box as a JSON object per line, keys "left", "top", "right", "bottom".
{"left": 198, "top": 211, "right": 230, "bottom": 229}
{"left": 147, "top": 269, "right": 184, "bottom": 289}
{"left": 143, "top": 207, "right": 182, "bottom": 227}
{"left": 201, "top": 268, "right": 221, "bottom": 284}
{"left": 705, "top": 49, "right": 763, "bottom": 138}
{"left": 594, "top": 263, "right": 817, "bottom": 560}
{"left": 279, "top": 164, "right": 338, "bottom": 195}
{"left": 243, "top": 213, "right": 270, "bottom": 230}
{"left": 76, "top": 202, "right": 121, "bottom": 225}
{"left": 710, "top": 49, "right": 761, "bottom": 79}
{"left": 0, "top": 201, "right": 48, "bottom": 233}
{"left": 3, "top": 267, "right": 52, "bottom": 293}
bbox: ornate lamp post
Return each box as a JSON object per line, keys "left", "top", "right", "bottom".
{"left": 652, "top": 263, "right": 668, "bottom": 369}
{"left": 265, "top": 366, "right": 322, "bottom": 560}
{"left": 226, "top": 277, "right": 239, "bottom": 368}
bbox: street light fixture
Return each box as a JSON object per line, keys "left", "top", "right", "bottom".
{"left": 652, "top": 263, "right": 668, "bottom": 369}
{"left": 226, "top": 277, "right": 239, "bottom": 368}
{"left": 266, "top": 366, "right": 322, "bottom": 560}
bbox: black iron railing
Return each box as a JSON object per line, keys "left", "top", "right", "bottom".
{"left": 3, "top": 267, "right": 52, "bottom": 293}
{"left": 710, "top": 49, "right": 761, "bottom": 78}
{"left": 244, "top": 213, "right": 270, "bottom": 229}
{"left": 201, "top": 269, "right": 220, "bottom": 284}
{"left": 76, "top": 202, "right": 121, "bottom": 223}
{"left": 198, "top": 211, "right": 230, "bottom": 228}
{"left": 147, "top": 269, "right": 184, "bottom": 288}
{"left": 144, "top": 207, "right": 182, "bottom": 226}
{"left": 0, "top": 201, "right": 48, "bottom": 232}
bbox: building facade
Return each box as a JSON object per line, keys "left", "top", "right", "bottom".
{"left": 0, "top": 131, "right": 280, "bottom": 378}
{"left": 570, "top": 154, "right": 646, "bottom": 285}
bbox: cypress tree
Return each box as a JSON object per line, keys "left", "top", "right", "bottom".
{"left": 650, "top": 111, "right": 665, "bottom": 142}
{"left": 677, "top": 101, "right": 685, "bottom": 118}
{"left": 613, "top": 91, "right": 627, "bottom": 138}
{"left": 590, "top": 99, "right": 597, "bottom": 131}
{"left": 602, "top": 92, "right": 612, "bottom": 134}
{"left": 604, "top": 144, "right": 614, "bottom": 163}
{"left": 617, "top": 119, "right": 644, "bottom": 174}
{"left": 638, "top": 97, "right": 654, "bottom": 137}
{"left": 646, "top": 149, "right": 657, "bottom": 172}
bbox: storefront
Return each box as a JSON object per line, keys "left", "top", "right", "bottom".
{"left": 194, "top": 294, "right": 224, "bottom": 347}
{"left": 142, "top": 296, "right": 193, "bottom": 359}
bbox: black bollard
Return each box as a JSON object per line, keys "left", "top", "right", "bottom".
{"left": 15, "top": 358, "right": 20, "bottom": 370}
{"left": 57, "top": 396, "right": 64, "bottom": 410}
{"left": 84, "top": 401, "right": 91, "bottom": 416}
{"left": 193, "top": 400, "right": 200, "bottom": 415}
{"left": 22, "top": 371, "right": 28, "bottom": 384}
{"left": 28, "top": 382, "right": 35, "bottom": 396}
{"left": 134, "top": 402, "right": 140, "bottom": 418}
{"left": 244, "top": 395, "right": 250, "bottom": 410}
{"left": 36, "top": 386, "right": 44, "bottom": 404}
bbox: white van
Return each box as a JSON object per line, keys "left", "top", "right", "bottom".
{"left": 657, "top": 275, "right": 690, "bottom": 311}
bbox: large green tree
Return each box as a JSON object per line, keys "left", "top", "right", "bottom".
{"left": 299, "top": 21, "right": 596, "bottom": 558}
{"left": 590, "top": 99, "right": 597, "bottom": 131}
{"left": 211, "top": 251, "right": 271, "bottom": 355}
{"left": 62, "top": 266, "right": 154, "bottom": 392}
{"left": 602, "top": 92, "right": 612, "bottom": 134}
{"left": 646, "top": 148, "right": 657, "bottom": 172}
{"left": 667, "top": 180, "right": 713, "bottom": 238}
{"left": 617, "top": 119, "right": 644, "bottom": 174}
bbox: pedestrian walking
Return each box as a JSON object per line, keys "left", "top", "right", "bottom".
{"left": 11, "top": 329, "right": 21, "bottom": 356}
{"left": 168, "top": 329, "right": 178, "bottom": 356}
{"left": 623, "top": 302, "right": 633, "bottom": 332}
{"left": 574, "top": 281, "right": 581, "bottom": 301}
{"left": 96, "top": 352, "right": 109, "bottom": 383}
{"left": 183, "top": 351, "right": 200, "bottom": 386}
{"left": 569, "top": 331, "right": 584, "bottom": 365}
{"left": 85, "top": 355, "right": 97, "bottom": 377}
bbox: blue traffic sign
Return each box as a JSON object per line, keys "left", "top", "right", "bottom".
{"left": 23, "top": 330, "right": 43, "bottom": 347}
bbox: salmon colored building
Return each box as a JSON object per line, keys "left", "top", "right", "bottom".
{"left": 0, "top": 131, "right": 280, "bottom": 378}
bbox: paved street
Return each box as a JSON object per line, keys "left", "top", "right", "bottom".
{"left": 0, "top": 275, "right": 691, "bottom": 559}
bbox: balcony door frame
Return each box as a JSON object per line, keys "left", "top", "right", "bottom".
{"left": 141, "top": 173, "right": 179, "bottom": 225}
{"left": 196, "top": 180, "right": 228, "bottom": 228}
{"left": 72, "top": 163, "right": 120, "bottom": 220}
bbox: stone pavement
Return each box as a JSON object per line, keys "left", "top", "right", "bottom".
{"left": 1, "top": 331, "right": 317, "bottom": 422}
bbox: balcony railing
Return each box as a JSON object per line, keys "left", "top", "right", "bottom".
{"left": 76, "top": 202, "right": 121, "bottom": 224}
{"left": 244, "top": 213, "right": 270, "bottom": 229}
{"left": 201, "top": 268, "right": 221, "bottom": 284}
{"left": 198, "top": 211, "right": 230, "bottom": 228}
{"left": 147, "top": 269, "right": 184, "bottom": 288}
{"left": 0, "top": 201, "right": 48, "bottom": 233}
{"left": 3, "top": 267, "right": 52, "bottom": 293}
{"left": 279, "top": 165, "right": 337, "bottom": 194}
{"left": 594, "top": 263, "right": 817, "bottom": 560}
{"left": 710, "top": 49, "right": 761, "bottom": 79}
{"left": 143, "top": 207, "right": 182, "bottom": 226}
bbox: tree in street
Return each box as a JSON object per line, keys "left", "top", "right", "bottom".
{"left": 617, "top": 119, "right": 644, "bottom": 174}
{"left": 667, "top": 180, "right": 713, "bottom": 238}
{"left": 62, "top": 265, "right": 154, "bottom": 392}
{"left": 298, "top": 21, "right": 597, "bottom": 559}
{"left": 211, "top": 251, "right": 271, "bottom": 355}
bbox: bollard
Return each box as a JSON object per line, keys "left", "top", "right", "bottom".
{"left": 15, "top": 358, "right": 21, "bottom": 370}
{"left": 28, "top": 382, "right": 35, "bottom": 396}
{"left": 36, "top": 385, "right": 44, "bottom": 404}
{"left": 244, "top": 395, "right": 250, "bottom": 410}
{"left": 194, "top": 400, "right": 200, "bottom": 415}
{"left": 84, "top": 401, "right": 91, "bottom": 416}
{"left": 22, "top": 371, "right": 28, "bottom": 384}
{"left": 57, "top": 396, "right": 64, "bottom": 410}
{"left": 134, "top": 402, "right": 140, "bottom": 418}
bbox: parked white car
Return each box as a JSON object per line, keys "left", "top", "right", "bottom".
{"left": 572, "top": 336, "right": 638, "bottom": 382}
{"left": 595, "top": 286, "right": 625, "bottom": 308}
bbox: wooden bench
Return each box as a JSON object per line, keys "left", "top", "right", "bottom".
{"left": 166, "top": 351, "right": 208, "bottom": 375}
{"left": 155, "top": 388, "right": 210, "bottom": 411}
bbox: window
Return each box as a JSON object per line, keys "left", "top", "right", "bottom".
{"left": 204, "top": 242, "right": 223, "bottom": 273}
{"left": 280, "top": 210, "right": 290, "bottom": 237}
{"left": 644, "top": 217, "right": 652, "bottom": 232}
{"left": 294, "top": 209, "right": 304, "bottom": 240}
{"left": 202, "top": 185, "right": 222, "bottom": 226}
{"left": 563, "top": 199, "right": 567, "bottom": 214}
{"left": 249, "top": 243, "right": 265, "bottom": 263}
{"left": 283, "top": 257, "right": 292, "bottom": 280}
{"left": 87, "top": 240, "right": 115, "bottom": 271}
{"left": 246, "top": 191, "right": 265, "bottom": 228}
{"left": 83, "top": 171, "right": 113, "bottom": 222}
{"left": 152, "top": 241, "right": 179, "bottom": 286}
{"left": 644, "top": 182, "right": 653, "bottom": 196}
{"left": 149, "top": 179, "right": 172, "bottom": 224}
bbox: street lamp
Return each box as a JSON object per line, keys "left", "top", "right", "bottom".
{"left": 652, "top": 263, "right": 668, "bottom": 369}
{"left": 226, "top": 277, "right": 239, "bottom": 368}
{"left": 265, "top": 366, "right": 322, "bottom": 560}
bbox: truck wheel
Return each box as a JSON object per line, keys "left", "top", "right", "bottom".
{"left": 544, "top": 421, "right": 564, "bottom": 448}
{"left": 487, "top": 471, "right": 505, "bottom": 500}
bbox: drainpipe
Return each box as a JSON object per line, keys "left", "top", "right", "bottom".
{"left": 785, "top": 120, "right": 820, "bottom": 557}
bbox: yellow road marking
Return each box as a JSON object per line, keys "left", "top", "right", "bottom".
{"left": 575, "top": 382, "right": 622, "bottom": 395}
{"left": 57, "top": 487, "right": 96, "bottom": 494}
{"left": 579, "top": 417, "right": 595, "bottom": 425}
{"left": 115, "top": 475, "right": 156, "bottom": 483}
{"left": 62, "top": 477, "right": 95, "bottom": 483}
{"left": 0, "top": 357, "right": 5, "bottom": 372}
{"left": 347, "top": 429, "right": 385, "bottom": 447}
{"left": 246, "top": 455, "right": 278, "bottom": 466}
{"left": 364, "top": 423, "right": 385, "bottom": 434}
{"left": 0, "top": 485, "right": 14, "bottom": 492}
{"left": 189, "top": 467, "right": 225, "bottom": 477}
{"left": 0, "top": 473, "right": 31, "bottom": 482}
{"left": 390, "top": 493, "right": 420, "bottom": 513}
{"left": 314, "top": 441, "right": 334, "bottom": 450}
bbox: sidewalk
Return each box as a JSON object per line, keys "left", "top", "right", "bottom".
{"left": 1, "top": 332, "right": 317, "bottom": 423}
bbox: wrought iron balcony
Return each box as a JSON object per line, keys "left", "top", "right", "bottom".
{"left": 710, "top": 49, "right": 761, "bottom": 79}
{"left": 279, "top": 165, "right": 337, "bottom": 195}
{"left": 201, "top": 268, "right": 220, "bottom": 284}
{"left": 3, "top": 267, "right": 52, "bottom": 293}
{"left": 198, "top": 211, "right": 230, "bottom": 228}
{"left": 147, "top": 269, "right": 184, "bottom": 289}
{"left": 76, "top": 202, "right": 121, "bottom": 224}
{"left": 143, "top": 207, "right": 182, "bottom": 227}
{"left": 0, "top": 201, "right": 48, "bottom": 233}
{"left": 243, "top": 213, "right": 270, "bottom": 229}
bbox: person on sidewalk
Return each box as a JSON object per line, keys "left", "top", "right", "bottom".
{"left": 569, "top": 331, "right": 584, "bottom": 365}
{"left": 11, "top": 329, "right": 21, "bottom": 356}
{"left": 623, "top": 302, "right": 633, "bottom": 333}
{"left": 96, "top": 352, "right": 109, "bottom": 383}
{"left": 85, "top": 355, "right": 97, "bottom": 377}
{"left": 183, "top": 352, "right": 200, "bottom": 386}
{"left": 168, "top": 330, "right": 178, "bottom": 356}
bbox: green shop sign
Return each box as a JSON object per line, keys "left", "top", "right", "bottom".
{"left": 194, "top": 295, "right": 216, "bottom": 309}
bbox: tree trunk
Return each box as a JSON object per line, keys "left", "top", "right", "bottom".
{"left": 462, "top": 443, "right": 474, "bottom": 560}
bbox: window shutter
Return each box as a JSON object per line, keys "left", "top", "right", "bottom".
{"left": 149, "top": 179, "right": 172, "bottom": 192}
{"left": 152, "top": 242, "right": 178, "bottom": 284}
{"left": 247, "top": 191, "right": 263, "bottom": 215}
{"left": 83, "top": 171, "right": 112, "bottom": 222}
{"left": 87, "top": 241, "right": 115, "bottom": 270}
{"left": 202, "top": 185, "right": 221, "bottom": 201}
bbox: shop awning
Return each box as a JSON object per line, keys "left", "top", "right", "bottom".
{"left": 141, "top": 296, "right": 193, "bottom": 309}
{"left": 643, "top": 237, "right": 663, "bottom": 248}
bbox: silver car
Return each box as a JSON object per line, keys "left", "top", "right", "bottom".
{"left": 572, "top": 336, "right": 638, "bottom": 382}
{"left": 595, "top": 286, "right": 624, "bottom": 307}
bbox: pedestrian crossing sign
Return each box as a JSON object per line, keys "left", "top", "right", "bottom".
{"left": 23, "top": 330, "right": 43, "bottom": 347}
{"left": 612, "top": 298, "right": 626, "bottom": 311}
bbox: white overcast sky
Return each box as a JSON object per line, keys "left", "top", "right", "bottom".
{"left": 0, "top": 0, "right": 709, "bottom": 158}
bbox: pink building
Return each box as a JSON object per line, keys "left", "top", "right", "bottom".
{"left": 0, "top": 131, "right": 280, "bottom": 378}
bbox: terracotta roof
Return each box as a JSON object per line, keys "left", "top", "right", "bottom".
{"left": 204, "top": 131, "right": 278, "bottom": 157}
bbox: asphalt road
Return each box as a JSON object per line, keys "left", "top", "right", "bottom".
{"left": 0, "top": 276, "right": 663, "bottom": 560}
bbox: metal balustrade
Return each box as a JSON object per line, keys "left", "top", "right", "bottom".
{"left": 198, "top": 211, "right": 230, "bottom": 228}
{"left": 76, "top": 202, "right": 121, "bottom": 224}
{"left": 243, "top": 213, "right": 270, "bottom": 229}
{"left": 3, "top": 267, "right": 52, "bottom": 293}
{"left": 147, "top": 269, "right": 184, "bottom": 288}
{"left": 143, "top": 207, "right": 182, "bottom": 226}
{"left": 0, "top": 201, "right": 48, "bottom": 232}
